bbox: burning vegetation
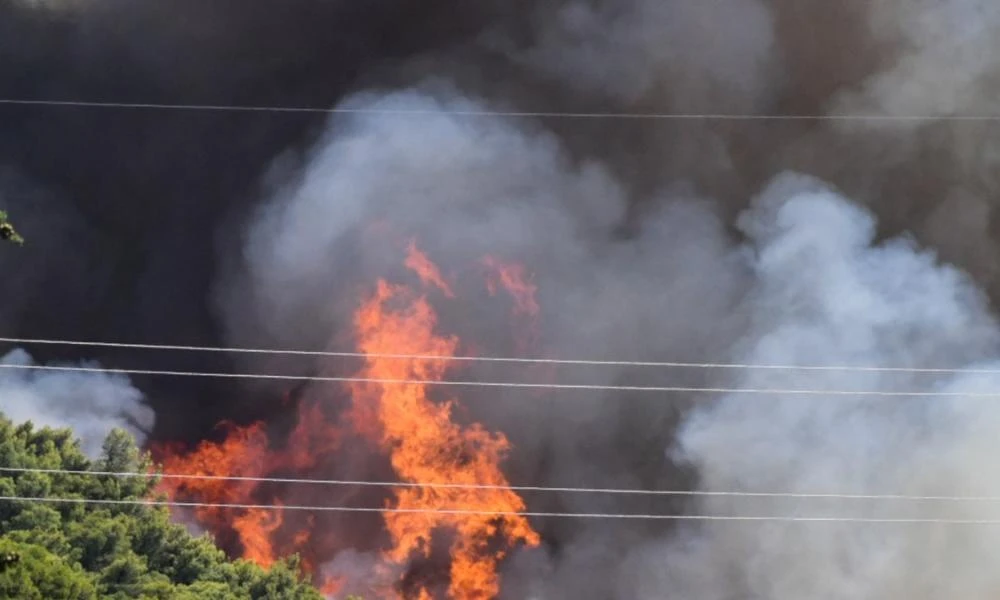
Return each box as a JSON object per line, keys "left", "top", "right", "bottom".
{"left": 152, "top": 242, "right": 540, "bottom": 599}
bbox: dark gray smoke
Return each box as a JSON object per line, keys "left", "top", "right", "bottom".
{"left": 4, "top": 0, "right": 1000, "bottom": 597}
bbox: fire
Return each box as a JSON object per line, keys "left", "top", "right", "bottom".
{"left": 481, "top": 254, "right": 554, "bottom": 399}
{"left": 482, "top": 257, "right": 539, "bottom": 318}
{"left": 153, "top": 421, "right": 274, "bottom": 534}
{"left": 233, "top": 506, "right": 282, "bottom": 567}
{"left": 406, "top": 240, "right": 455, "bottom": 298}
{"left": 352, "top": 277, "right": 540, "bottom": 598}
{"left": 152, "top": 421, "right": 284, "bottom": 567}
{"left": 152, "top": 401, "right": 342, "bottom": 573}
{"left": 285, "top": 396, "right": 342, "bottom": 472}
{"left": 152, "top": 240, "right": 541, "bottom": 599}
{"left": 321, "top": 576, "right": 345, "bottom": 597}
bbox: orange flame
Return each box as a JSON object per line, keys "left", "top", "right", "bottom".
{"left": 154, "top": 240, "right": 540, "bottom": 599}
{"left": 481, "top": 257, "right": 539, "bottom": 317}
{"left": 153, "top": 398, "right": 342, "bottom": 572}
{"left": 233, "top": 506, "right": 282, "bottom": 567}
{"left": 154, "top": 422, "right": 270, "bottom": 516}
{"left": 481, "top": 256, "right": 547, "bottom": 371}
{"left": 351, "top": 273, "right": 540, "bottom": 597}
{"left": 285, "top": 397, "right": 342, "bottom": 472}
{"left": 406, "top": 240, "right": 455, "bottom": 298}
{"left": 153, "top": 421, "right": 283, "bottom": 565}
{"left": 321, "top": 576, "right": 345, "bottom": 597}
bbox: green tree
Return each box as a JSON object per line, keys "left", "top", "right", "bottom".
{"left": 0, "top": 415, "right": 322, "bottom": 599}
{"left": 0, "top": 538, "right": 96, "bottom": 600}
{"left": 0, "top": 210, "right": 22, "bottom": 245}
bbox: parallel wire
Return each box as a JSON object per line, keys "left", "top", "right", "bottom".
{"left": 4, "top": 98, "right": 1000, "bottom": 121}
{"left": 4, "top": 348, "right": 994, "bottom": 502}
{"left": 4, "top": 495, "right": 1000, "bottom": 523}
{"left": 1, "top": 362, "right": 996, "bottom": 397}
{"left": 2, "top": 466, "right": 997, "bottom": 503}
{"left": 5, "top": 341, "right": 997, "bottom": 509}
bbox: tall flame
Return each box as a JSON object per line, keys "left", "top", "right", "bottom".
{"left": 351, "top": 276, "right": 540, "bottom": 599}
{"left": 152, "top": 240, "right": 540, "bottom": 599}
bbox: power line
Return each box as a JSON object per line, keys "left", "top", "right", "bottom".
{"left": 0, "top": 362, "right": 994, "bottom": 397}
{"left": 0, "top": 98, "right": 998, "bottom": 122}
{"left": 2, "top": 336, "right": 996, "bottom": 375}
{"left": 2, "top": 466, "right": 996, "bottom": 503}
{"left": 3, "top": 494, "right": 1000, "bottom": 523}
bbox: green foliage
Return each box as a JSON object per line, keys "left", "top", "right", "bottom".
{"left": 0, "top": 210, "right": 23, "bottom": 245}
{"left": 0, "top": 415, "right": 322, "bottom": 599}
{"left": 0, "top": 538, "right": 96, "bottom": 600}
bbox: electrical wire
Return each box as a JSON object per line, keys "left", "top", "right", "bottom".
{"left": 2, "top": 98, "right": 998, "bottom": 121}
{"left": 1, "top": 466, "right": 996, "bottom": 502}
{"left": 2, "top": 336, "right": 996, "bottom": 375}
{"left": 0, "top": 361, "right": 994, "bottom": 397}
{"left": 3, "top": 494, "right": 999, "bottom": 523}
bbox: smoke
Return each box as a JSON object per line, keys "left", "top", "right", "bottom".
{"left": 0, "top": 349, "right": 153, "bottom": 457}
{"left": 5, "top": 0, "right": 1000, "bottom": 596}
{"left": 831, "top": 0, "right": 1000, "bottom": 118}
{"left": 614, "top": 174, "right": 1000, "bottom": 599}
{"left": 509, "top": 0, "right": 778, "bottom": 111}
{"left": 5, "top": 0, "right": 1000, "bottom": 427}
{"left": 225, "top": 85, "right": 1000, "bottom": 593}
{"left": 222, "top": 88, "right": 746, "bottom": 491}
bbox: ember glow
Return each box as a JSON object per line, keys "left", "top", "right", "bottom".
{"left": 153, "top": 243, "right": 539, "bottom": 598}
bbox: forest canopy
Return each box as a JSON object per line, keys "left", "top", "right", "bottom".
{"left": 0, "top": 414, "right": 323, "bottom": 599}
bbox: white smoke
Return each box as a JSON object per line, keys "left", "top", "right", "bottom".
{"left": 223, "top": 89, "right": 630, "bottom": 348}
{"left": 617, "top": 173, "right": 1000, "bottom": 598}
{"left": 0, "top": 349, "right": 154, "bottom": 457}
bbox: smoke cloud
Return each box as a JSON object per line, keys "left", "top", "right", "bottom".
{"left": 616, "top": 174, "right": 1000, "bottom": 599}
{"left": 0, "top": 349, "right": 153, "bottom": 457}
{"left": 4, "top": 0, "right": 1000, "bottom": 596}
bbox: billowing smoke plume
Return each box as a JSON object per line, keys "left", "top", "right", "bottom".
{"left": 618, "top": 174, "right": 1000, "bottom": 598}
{"left": 226, "top": 86, "right": 1000, "bottom": 594}
{"left": 5, "top": 0, "right": 1000, "bottom": 597}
